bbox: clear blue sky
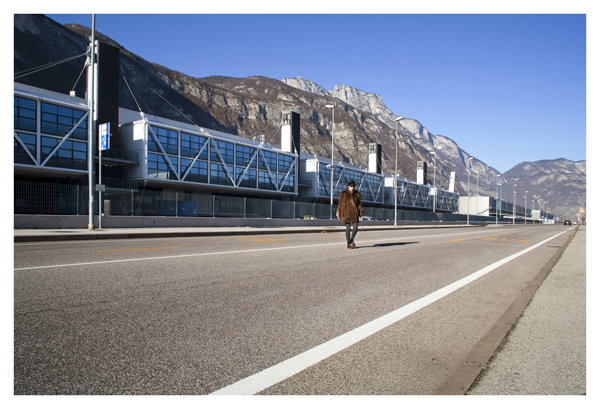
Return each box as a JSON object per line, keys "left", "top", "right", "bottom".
{"left": 46, "top": 12, "right": 587, "bottom": 173}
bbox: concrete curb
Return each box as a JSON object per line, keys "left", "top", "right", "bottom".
{"left": 14, "top": 223, "right": 488, "bottom": 243}
{"left": 433, "top": 226, "right": 578, "bottom": 395}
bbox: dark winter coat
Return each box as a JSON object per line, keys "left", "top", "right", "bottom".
{"left": 336, "top": 188, "right": 365, "bottom": 224}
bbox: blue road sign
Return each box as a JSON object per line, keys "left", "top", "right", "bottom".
{"left": 100, "top": 123, "right": 110, "bottom": 151}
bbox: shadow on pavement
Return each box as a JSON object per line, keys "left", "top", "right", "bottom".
{"left": 371, "top": 241, "right": 419, "bottom": 248}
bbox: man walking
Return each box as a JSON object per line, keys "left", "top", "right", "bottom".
{"left": 336, "top": 180, "right": 365, "bottom": 249}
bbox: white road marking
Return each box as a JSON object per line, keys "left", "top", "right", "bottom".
{"left": 210, "top": 229, "right": 568, "bottom": 395}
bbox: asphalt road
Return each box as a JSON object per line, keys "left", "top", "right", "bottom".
{"left": 14, "top": 224, "right": 574, "bottom": 394}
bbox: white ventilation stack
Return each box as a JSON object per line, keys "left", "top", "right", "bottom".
{"left": 281, "top": 111, "right": 300, "bottom": 154}
{"left": 449, "top": 171, "right": 456, "bottom": 192}
{"left": 368, "top": 143, "right": 382, "bottom": 173}
{"left": 417, "top": 161, "right": 428, "bottom": 185}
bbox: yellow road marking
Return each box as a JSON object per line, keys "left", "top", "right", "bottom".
{"left": 484, "top": 237, "right": 498, "bottom": 240}
{"left": 451, "top": 239, "right": 466, "bottom": 242}
{"left": 239, "top": 237, "right": 291, "bottom": 244}
{"left": 95, "top": 246, "right": 180, "bottom": 253}
{"left": 453, "top": 241, "right": 529, "bottom": 248}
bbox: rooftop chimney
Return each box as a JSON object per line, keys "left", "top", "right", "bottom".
{"left": 417, "top": 161, "right": 428, "bottom": 185}
{"left": 368, "top": 143, "right": 382, "bottom": 173}
{"left": 281, "top": 111, "right": 300, "bottom": 154}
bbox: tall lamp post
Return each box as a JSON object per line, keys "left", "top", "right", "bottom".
{"left": 524, "top": 190, "right": 528, "bottom": 225}
{"left": 496, "top": 174, "right": 502, "bottom": 224}
{"left": 326, "top": 104, "right": 335, "bottom": 220}
{"left": 395, "top": 117, "right": 403, "bottom": 226}
{"left": 513, "top": 184, "right": 517, "bottom": 223}
{"left": 474, "top": 170, "right": 479, "bottom": 217}
{"left": 87, "top": 14, "right": 97, "bottom": 230}
{"left": 430, "top": 150, "right": 437, "bottom": 213}
{"left": 467, "top": 156, "right": 472, "bottom": 226}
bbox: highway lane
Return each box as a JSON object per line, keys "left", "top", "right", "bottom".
{"left": 14, "top": 225, "right": 575, "bottom": 394}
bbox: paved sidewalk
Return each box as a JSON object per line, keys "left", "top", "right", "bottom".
{"left": 468, "top": 226, "right": 586, "bottom": 395}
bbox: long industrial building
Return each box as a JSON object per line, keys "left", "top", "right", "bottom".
{"left": 15, "top": 40, "right": 464, "bottom": 221}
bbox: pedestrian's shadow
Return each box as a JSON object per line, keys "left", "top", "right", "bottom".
{"left": 371, "top": 241, "right": 418, "bottom": 248}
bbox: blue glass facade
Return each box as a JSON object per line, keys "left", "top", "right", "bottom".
{"left": 146, "top": 123, "right": 297, "bottom": 193}
{"left": 316, "top": 161, "right": 384, "bottom": 203}
{"left": 14, "top": 94, "right": 88, "bottom": 172}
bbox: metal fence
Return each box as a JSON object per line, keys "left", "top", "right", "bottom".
{"left": 14, "top": 180, "right": 493, "bottom": 222}
{"left": 14, "top": 181, "right": 89, "bottom": 215}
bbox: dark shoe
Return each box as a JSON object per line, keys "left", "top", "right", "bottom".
{"left": 351, "top": 241, "right": 357, "bottom": 249}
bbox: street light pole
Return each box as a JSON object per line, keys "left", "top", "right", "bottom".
{"left": 87, "top": 14, "right": 97, "bottom": 230}
{"left": 499, "top": 182, "right": 502, "bottom": 221}
{"left": 395, "top": 117, "right": 403, "bottom": 226}
{"left": 430, "top": 150, "right": 436, "bottom": 213}
{"left": 326, "top": 104, "right": 335, "bottom": 220}
{"left": 524, "top": 190, "right": 528, "bottom": 225}
{"left": 513, "top": 184, "right": 517, "bottom": 223}
{"left": 496, "top": 174, "right": 502, "bottom": 224}
{"left": 467, "top": 156, "right": 472, "bottom": 226}
{"left": 474, "top": 170, "right": 479, "bottom": 217}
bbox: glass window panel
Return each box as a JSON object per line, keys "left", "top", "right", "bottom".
{"left": 58, "top": 115, "right": 73, "bottom": 126}
{"left": 41, "top": 136, "right": 59, "bottom": 162}
{"left": 42, "top": 112, "right": 57, "bottom": 123}
{"left": 211, "top": 140, "right": 234, "bottom": 164}
{"left": 58, "top": 106, "right": 72, "bottom": 117}
{"left": 41, "top": 103, "right": 57, "bottom": 114}
{"left": 14, "top": 140, "right": 34, "bottom": 165}
{"left": 19, "top": 107, "right": 36, "bottom": 119}
{"left": 236, "top": 167, "right": 257, "bottom": 188}
{"left": 41, "top": 121, "right": 58, "bottom": 135}
{"left": 262, "top": 151, "right": 277, "bottom": 171}
{"left": 278, "top": 154, "right": 294, "bottom": 174}
{"left": 148, "top": 153, "right": 177, "bottom": 180}
{"left": 236, "top": 145, "right": 257, "bottom": 168}
{"left": 16, "top": 96, "right": 36, "bottom": 110}
{"left": 16, "top": 117, "right": 36, "bottom": 132}
{"left": 182, "top": 158, "right": 209, "bottom": 183}
{"left": 280, "top": 174, "right": 294, "bottom": 192}
{"left": 40, "top": 136, "right": 87, "bottom": 170}
{"left": 258, "top": 170, "right": 276, "bottom": 191}
{"left": 210, "top": 163, "right": 233, "bottom": 186}
{"left": 181, "top": 132, "right": 207, "bottom": 159}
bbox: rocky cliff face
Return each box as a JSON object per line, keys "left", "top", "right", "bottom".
{"left": 282, "top": 77, "right": 505, "bottom": 196}
{"left": 14, "top": 14, "right": 585, "bottom": 220}
{"left": 502, "top": 159, "right": 586, "bottom": 221}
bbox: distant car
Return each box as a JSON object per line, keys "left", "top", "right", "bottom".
{"left": 564, "top": 220, "right": 572, "bottom": 226}
{"left": 360, "top": 215, "right": 376, "bottom": 221}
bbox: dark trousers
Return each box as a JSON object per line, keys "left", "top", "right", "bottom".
{"left": 345, "top": 222, "right": 359, "bottom": 244}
